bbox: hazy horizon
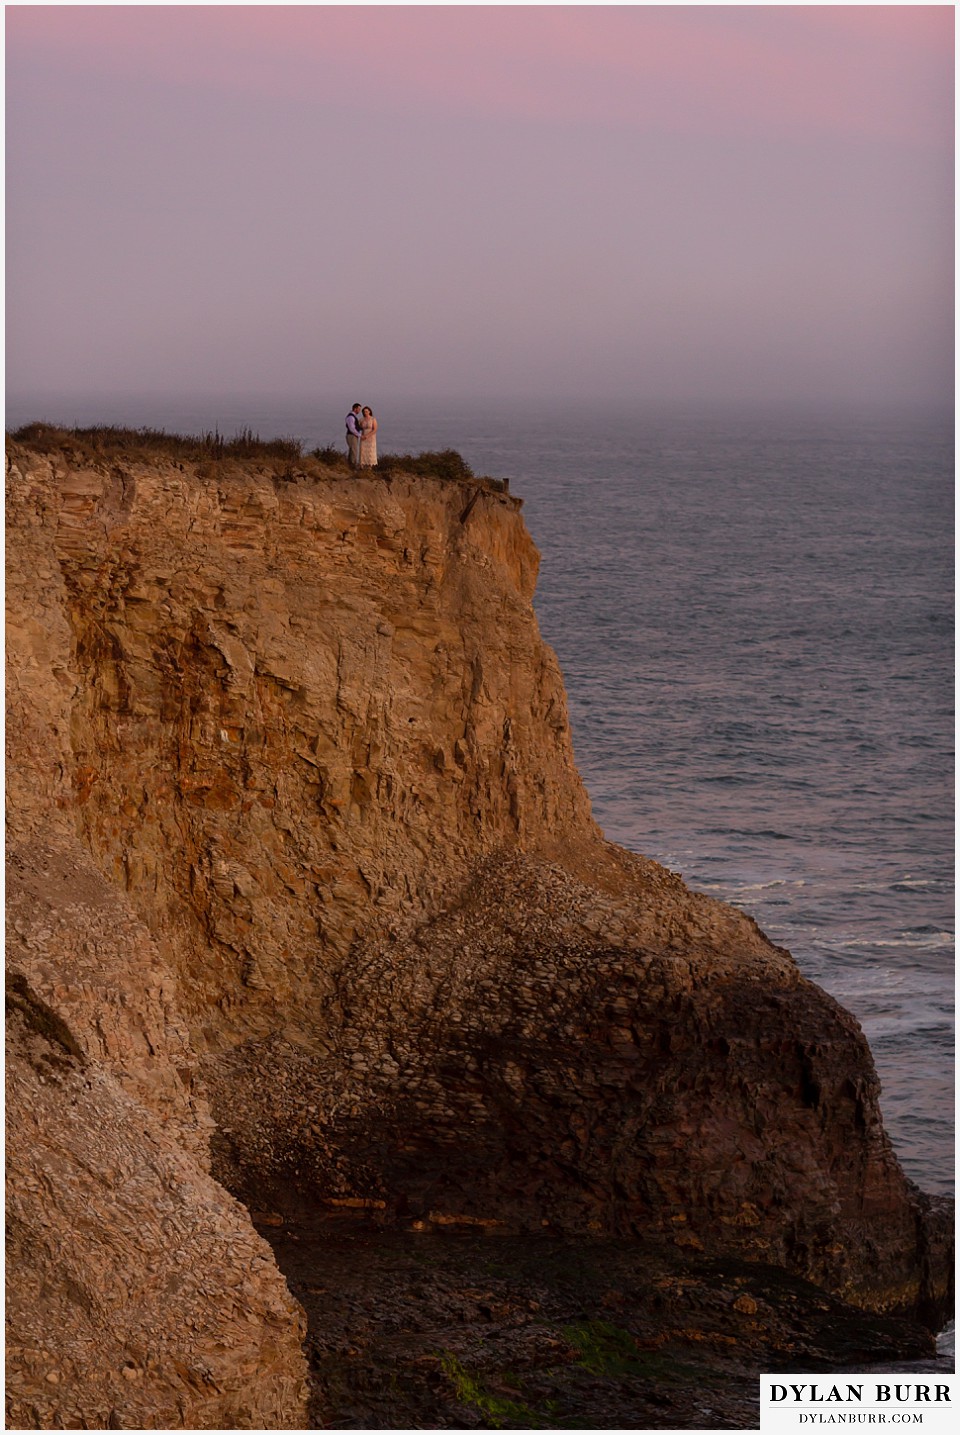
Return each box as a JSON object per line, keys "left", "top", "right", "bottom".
{"left": 5, "top": 385, "right": 954, "bottom": 432}
{"left": 5, "top": 388, "right": 952, "bottom": 480}
{"left": 6, "top": 5, "right": 954, "bottom": 416}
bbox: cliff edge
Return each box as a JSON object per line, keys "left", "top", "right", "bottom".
{"left": 5, "top": 435, "right": 951, "bottom": 1428}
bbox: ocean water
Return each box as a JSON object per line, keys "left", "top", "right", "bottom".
{"left": 7, "top": 394, "right": 954, "bottom": 1201}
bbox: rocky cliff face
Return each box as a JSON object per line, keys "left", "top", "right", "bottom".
{"left": 5, "top": 439, "right": 951, "bottom": 1428}
{"left": 6, "top": 444, "right": 310, "bottom": 1430}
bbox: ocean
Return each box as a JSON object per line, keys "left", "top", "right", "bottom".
{"left": 7, "top": 393, "right": 954, "bottom": 1206}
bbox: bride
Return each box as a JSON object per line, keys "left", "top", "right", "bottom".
{"left": 359, "top": 406, "right": 378, "bottom": 467}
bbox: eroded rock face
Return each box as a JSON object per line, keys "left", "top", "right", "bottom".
{"left": 6, "top": 448, "right": 309, "bottom": 1429}
{"left": 5, "top": 831, "right": 311, "bottom": 1430}
{"left": 5, "top": 442, "right": 952, "bottom": 1427}
{"left": 212, "top": 845, "right": 949, "bottom": 1322}
{"left": 41, "top": 455, "right": 588, "bottom": 1024}
{"left": 6, "top": 982, "right": 307, "bottom": 1431}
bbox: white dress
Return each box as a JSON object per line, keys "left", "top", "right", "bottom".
{"left": 359, "top": 418, "right": 378, "bottom": 467}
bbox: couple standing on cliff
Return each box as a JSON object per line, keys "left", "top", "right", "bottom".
{"left": 345, "top": 403, "right": 378, "bottom": 468}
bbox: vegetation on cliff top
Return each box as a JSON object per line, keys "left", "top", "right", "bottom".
{"left": 6, "top": 422, "right": 507, "bottom": 490}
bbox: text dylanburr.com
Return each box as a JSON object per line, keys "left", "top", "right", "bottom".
{"left": 761, "top": 1377, "right": 956, "bottom": 1433}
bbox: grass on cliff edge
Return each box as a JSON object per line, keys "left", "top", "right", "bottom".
{"left": 9, "top": 421, "right": 304, "bottom": 464}
{"left": 7, "top": 422, "right": 507, "bottom": 490}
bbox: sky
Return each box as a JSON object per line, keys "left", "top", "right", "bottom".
{"left": 4, "top": 2, "right": 955, "bottom": 414}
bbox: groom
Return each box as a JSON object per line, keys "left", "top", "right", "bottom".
{"left": 345, "top": 403, "right": 363, "bottom": 467}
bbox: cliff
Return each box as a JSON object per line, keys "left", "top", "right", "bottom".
{"left": 5, "top": 435, "right": 951, "bottom": 1428}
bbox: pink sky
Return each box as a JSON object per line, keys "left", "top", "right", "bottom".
{"left": 5, "top": 4, "right": 954, "bottom": 409}
{"left": 10, "top": 4, "right": 951, "bottom": 144}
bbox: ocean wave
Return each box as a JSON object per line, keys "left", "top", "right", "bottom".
{"left": 834, "top": 932, "right": 954, "bottom": 951}
{"left": 697, "top": 878, "right": 808, "bottom": 896}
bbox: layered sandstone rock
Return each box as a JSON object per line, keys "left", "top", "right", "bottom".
{"left": 6, "top": 968, "right": 307, "bottom": 1431}
{"left": 5, "top": 438, "right": 951, "bottom": 1427}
